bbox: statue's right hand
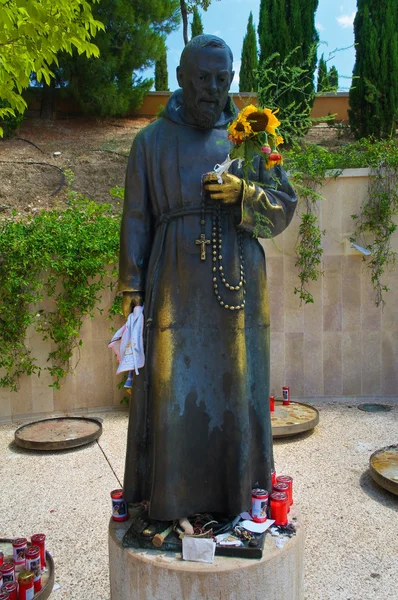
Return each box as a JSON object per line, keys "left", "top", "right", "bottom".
{"left": 122, "top": 291, "right": 144, "bottom": 320}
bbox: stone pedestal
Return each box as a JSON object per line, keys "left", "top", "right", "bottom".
{"left": 109, "top": 508, "right": 305, "bottom": 600}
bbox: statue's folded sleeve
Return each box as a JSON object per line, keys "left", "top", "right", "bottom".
{"left": 236, "top": 163, "right": 297, "bottom": 239}
{"left": 118, "top": 133, "right": 154, "bottom": 294}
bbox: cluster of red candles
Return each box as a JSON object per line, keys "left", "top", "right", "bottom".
{"left": 251, "top": 470, "right": 294, "bottom": 528}
{"left": 270, "top": 475, "right": 293, "bottom": 526}
{"left": 0, "top": 534, "right": 46, "bottom": 600}
{"left": 269, "top": 386, "right": 291, "bottom": 412}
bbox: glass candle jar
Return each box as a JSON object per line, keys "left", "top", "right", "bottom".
{"left": 18, "top": 570, "right": 35, "bottom": 600}
{"left": 270, "top": 491, "right": 289, "bottom": 526}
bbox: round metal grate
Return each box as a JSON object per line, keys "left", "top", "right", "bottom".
{"left": 358, "top": 403, "right": 392, "bottom": 413}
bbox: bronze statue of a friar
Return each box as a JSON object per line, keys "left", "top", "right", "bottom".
{"left": 118, "top": 34, "right": 296, "bottom": 535}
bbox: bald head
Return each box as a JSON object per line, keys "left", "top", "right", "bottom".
{"left": 180, "top": 35, "right": 233, "bottom": 70}
{"left": 177, "top": 35, "right": 234, "bottom": 129}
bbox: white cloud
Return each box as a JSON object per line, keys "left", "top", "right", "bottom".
{"left": 316, "top": 22, "right": 325, "bottom": 32}
{"left": 337, "top": 12, "right": 355, "bottom": 28}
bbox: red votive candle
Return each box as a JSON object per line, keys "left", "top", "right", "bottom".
{"left": 0, "top": 551, "right": 3, "bottom": 566}
{"left": 282, "top": 386, "right": 290, "bottom": 405}
{"left": 31, "top": 534, "right": 46, "bottom": 569}
{"left": 2, "top": 582, "right": 17, "bottom": 600}
{"left": 276, "top": 475, "right": 293, "bottom": 506}
{"left": 270, "top": 491, "right": 289, "bottom": 526}
{"left": 269, "top": 395, "right": 275, "bottom": 412}
{"left": 273, "top": 482, "right": 290, "bottom": 512}
{"left": 271, "top": 469, "right": 276, "bottom": 487}
{"left": 25, "top": 547, "right": 41, "bottom": 593}
{"left": 111, "top": 489, "right": 129, "bottom": 522}
{"left": 12, "top": 538, "right": 27, "bottom": 571}
{"left": 251, "top": 488, "right": 269, "bottom": 523}
{"left": 0, "top": 592, "right": 10, "bottom": 599}
{"left": 0, "top": 563, "right": 15, "bottom": 585}
{"left": 18, "top": 570, "right": 35, "bottom": 600}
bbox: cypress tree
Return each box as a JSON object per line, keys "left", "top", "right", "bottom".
{"left": 328, "top": 66, "right": 339, "bottom": 91}
{"left": 257, "top": 0, "right": 319, "bottom": 117}
{"left": 239, "top": 12, "right": 259, "bottom": 92}
{"left": 258, "top": 0, "right": 289, "bottom": 65}
{"left": 317, "top": 54, "right": 328, "bottom": 92}
{"left": 349, "top": 0, "right": 398, "bottom": 139}
{"left": 191, "top": 7, "right": 203, "bottom": 38}
{"left": 155, "top": 39, "right": 169, "bottom": 91}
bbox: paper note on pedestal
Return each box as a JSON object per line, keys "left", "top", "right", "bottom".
{"left": 182, "top": 537, "right": 216, "bottom": 563}
{"left": 241, "top": 519, "right": 275, "bottom": 534}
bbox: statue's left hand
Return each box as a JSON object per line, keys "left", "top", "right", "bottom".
{"left": 203, "top": 172, "right": 243, "bottom": 205}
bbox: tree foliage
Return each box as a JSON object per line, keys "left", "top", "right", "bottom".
{"left": 257, "top": 46, "right": 320, "bottom": 144}
{"left": 349, "top": 0, "right": 398, "bottom": 139}
{"left": 328, "top": 65, "right": 339, "bottom": 91}
{"left": 317, "top": 54, "right": 328, "bottom": 92}
{"left": 155, "top": 38, "right": 169, "bottom": 91}
{"left": 52, "top": 0, "right": 179, "bottom": 117}
{"left": 239, "top": 12, "right": 259, "bottom": 92}
{"left": 179, "top": 1, "right": 217, "bottom": 45}
{"left": 191, "top": 6, "right": 204, "bottom": 38}
{"left": 257, "top": 0, "right": 319, "bottom": 116}
{"left": 0, "top": 0, "right": 104, "bottom": 135}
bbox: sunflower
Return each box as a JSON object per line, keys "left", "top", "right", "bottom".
{"left": 228, "top": 115, "right": 252, "bottom": 144}
{"left": 238, "top": 105, "right": 281, "bottom": 137}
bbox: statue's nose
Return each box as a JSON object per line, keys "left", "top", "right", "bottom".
{"left": 208, "top": 75, "right": 218, "bottom": 92}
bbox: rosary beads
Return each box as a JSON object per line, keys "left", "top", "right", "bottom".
{"left": 211, "top": 204, "right": 246, "bottom": 311}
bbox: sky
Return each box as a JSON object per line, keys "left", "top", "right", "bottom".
{"left": 141, "top": 0, "right": 358, "bottom": 93}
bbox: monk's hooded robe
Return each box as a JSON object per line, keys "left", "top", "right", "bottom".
{"left": 118, "top": 90, "right": 297, "bottom": 521}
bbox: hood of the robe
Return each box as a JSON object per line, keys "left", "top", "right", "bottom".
{"left": 163, "top": 89, "right": 238, "bottom": 129}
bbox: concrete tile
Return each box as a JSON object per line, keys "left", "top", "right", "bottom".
{"left": 361, "top": 269, "right": 382, "bottom": 331}
{"left": 270, "top": 332, "right": 285, "bottom": 396}
{"left": 303, "top": 333, "right": 323, "bottom": 396}
{"left": 303, "top": 277, "right": 323, "bottom": 335}
{"left": 320, "top": 181, "right": 342, "bottom": 255}
{"left": 0, "top": 387, "right": 12, "bottom": 421}
{"left": 361, "top": 332, "right": 381, "bottom": 395}
{"left": 323, "top": 332, "right": 343, "bottom": 395}
{"left": 323, "top": 256, "right": 342, "bottom": 331}
{"left": 381, "top": 269, "right": 398, "bottom": 331}
{"left": 267, "top": 256, "right": 285, "bottom": 332}
{"left": 11, "top": 375, "right": 33, "bottom": 416}
{"left": 284, "top": 332, "right": 304, "bottom": 396}
{"left": 342, "top": 332, "right": 362, "bottom": 395}
{"left": 284, "top": 256, "right": 304, "bottom": 333}
{"left": 381, "top": 331, "right": 398, "bottom": 395}
{"left": 342, "top": 255, "right": 361, "bottom": 331}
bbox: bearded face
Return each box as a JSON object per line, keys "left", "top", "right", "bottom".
{"left": 177, "top": 46, "right": 234, "bottom": 130}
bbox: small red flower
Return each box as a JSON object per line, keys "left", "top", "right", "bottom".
{"left": 261, "top": 146, "right": 272, "bottom": 154}
{"left": 269, "top": 152, "right": 282, "bottom": 161}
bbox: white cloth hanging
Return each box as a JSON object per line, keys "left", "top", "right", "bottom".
{"left": 108, "top": 306, "right": 145, "bottom": 376}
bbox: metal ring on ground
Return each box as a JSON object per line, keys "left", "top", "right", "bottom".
{"left": 369, "top": 444, "right": 398, "bottom": 496}
{"left": 14, "top": 416, "right": 103, "bottom": 451}
{"left": 271, "top": 401, "right": 319, "bottom": 438}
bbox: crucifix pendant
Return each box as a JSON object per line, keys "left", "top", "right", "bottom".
{"left": 195, "top": 233, "right": 211, "bottom": 261}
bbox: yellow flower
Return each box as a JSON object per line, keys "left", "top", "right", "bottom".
{"left": 228, "top": 115, "right": 252, "bottom": 143}
{"left": 262, "top": 108, "right": 281, "bottom": 136}
{"left": 236, "top": 105, "right": 281, "bottom": 137}
{"left": 276, "top": 135, "right": 284, "bottom": 146}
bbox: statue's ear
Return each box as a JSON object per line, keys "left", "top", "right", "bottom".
{"left": 177, "top": 66, "right": 183, "bottom": 88}
{"left": 229, "top": 71, "right": 235, "bottom": 87}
